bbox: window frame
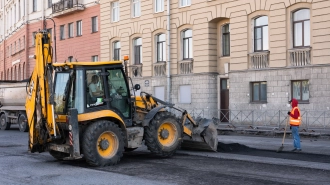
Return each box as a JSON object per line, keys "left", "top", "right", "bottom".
{"left": 132, "top": 0, "right": 141, "bottom": 18}
{"left": 182, "top": 29, "right": 192, "bottom": 60}
{"left": 92, "top": 55, "right": 99, "bottom": 62}
{"left": 180, "top": 0, "right": 191, "bottom": 7}
{"left": 293, "top": 9, "right": 310, "bottom": 48}
{"left": 68, "top": 22, "right": 74, "bottom": 38}
{"left": 32, "top": 32, "right": 37, "bottom": 45}
{"left": 112, "top": 1, "right": 119, "bottom": 22}
{"left": 155, "top": 0, "right": 164, "bottom": 13}
{"left": 68, "top": 56, "right": 73, "bottom": 62}
{"left": 291, "top": 80, "right": 309, "bottom": 103}
{"left": 156, "top": 33, "right": 166, "bottom": 62}
{"left": 222, "top": 24, "right": 230, "bottom": 57}
{"left": 254, "top": 16, "right": 268, "bottom": 52}
{"left": 91, "top": 16, "right": 98, "bottom": 33}
{"left": 76, "top": 20, "right": 82, "bottom": 36}
{"left": 48, "top": 0, "right": 52, "bottom": 8}
{"left": 251, "top": 81, "right": 267, "bottom": 103}
{"left": 134, "top": 38, "right": 142, "bottom": 64}
{"left": 60, "top": 25, "right": 65, "bottom": 40}
{"left": 33, "top": 0, "right": 37, "bottom": 12}
{"left": 113, "top": 41, "right": 121, "bottom": 60}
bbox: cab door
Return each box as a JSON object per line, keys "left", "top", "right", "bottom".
{"left": 104, "top": 68, "right": 132, "bottom": 123}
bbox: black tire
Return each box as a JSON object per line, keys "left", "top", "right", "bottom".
{"left": 82, "top": 120, "right": 125, "bottom": 167}
{"left": 18, "top": 114, "right": 29, "bottom": 132}
{"left": 0, "top": 114, "right": 10, "bottom": 130}
{"left": 49, "top": 150, "right": 70, "bottom": 160}
{"left": 144, "top": 112, "right": 183, "bottom": 157}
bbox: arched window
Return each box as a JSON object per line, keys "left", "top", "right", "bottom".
{"left": 156, "top": 33, "right": 166, "bottom": 62}
{"left": 23, "top": 63, "right": 25, "bottom": 79}
{"left": 254, "top": 16, "right": 268, "bottom": 51}
{"left": 182, "top": 29, "right": 192, "bottom": 60}
{"left": 133, "top": 38, "right": 142, "bottom": 64}
{"left": 11, "top": 67, "right": 13, "bottom": 80}
{"left": 14, "top": 66, "right": 17, "bottom": 80}
{"left": 293, "top": 9, "right": 310, "bottom": 47}
{"left": 18, "top": 64, "right": 21, "bottom": 80}
{"left": 113, "top": 41, "right": 121, "bottom": 60}
{"left": 222, "top": 24, "right": 230, "bottom": 56}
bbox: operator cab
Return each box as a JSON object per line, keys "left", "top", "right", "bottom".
{"left": 52, "top": 62, "right": 132, "bottom": 125}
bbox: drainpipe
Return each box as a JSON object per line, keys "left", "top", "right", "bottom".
{"left": 25, "top": 0, "right": 29, "bottom": 79}
{"left": 166, "top": 0, "right": 171, "bottom": 103}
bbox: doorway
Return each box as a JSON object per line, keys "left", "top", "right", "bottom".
{"left": 220, "top": 79, "right": 229, "bottom": 122}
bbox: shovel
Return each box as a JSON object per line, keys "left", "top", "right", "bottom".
{"left": 277, "top": 116, "right": 289, "bottom": 153}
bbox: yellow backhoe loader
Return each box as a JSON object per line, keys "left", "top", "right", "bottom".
{"left": 25, "top": 30, "right": 218, "bottom": 167}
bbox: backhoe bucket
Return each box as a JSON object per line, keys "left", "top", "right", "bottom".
{"left": 181, "top": 118, "right": 218, "bottom": 151}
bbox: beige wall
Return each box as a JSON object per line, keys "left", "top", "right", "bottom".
{"left": 100, "top": 0, "right": 330, "bottom": 76}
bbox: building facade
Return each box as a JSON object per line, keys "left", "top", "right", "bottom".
{"left": 0, "top": 0, "right": 100, "bottom": 81}
{"left": 100, "top": 0, "right": 330, "bottom": 118}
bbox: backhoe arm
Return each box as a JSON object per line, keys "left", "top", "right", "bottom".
{"left": 25, "top": 31, "right": 57, "bottom": 153}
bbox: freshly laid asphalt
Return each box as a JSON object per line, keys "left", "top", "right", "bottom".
{"left": 176, "top": 133, "right": 330, "bottom": 171}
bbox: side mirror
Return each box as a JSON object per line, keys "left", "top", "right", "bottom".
{"left": 134, "top": 84, "right": 141, "bottom": 90}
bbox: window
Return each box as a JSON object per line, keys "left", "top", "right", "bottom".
{"left": 179, "top": 85, "right": 191, "bottom": 103}
{"left": 113, "top": 41, "right": 120, "bottom": 60}
{"left": 92, "top": 55, "right": 98, "bottom": 62}
{"left": 18, "top": 39, "right": 20, "bottom": 51}
{"left": 91, "top": 16, "right": 98, "bottom": 33}
{"left": 251, "top": 82, "right": 267, "bottom": 102}
{"left": 68, "top": 56, "right": 73, "bottom": 62}
{"left": 60, "top": 25, "right": 65, "bottom": 40}
{"left": 156, "top": 34, "right": 166, "bottom": 62}
{"left": 254, "top": 16, "right": 268, "bottom": 51}
{"left": 292, "top": 80, "right": 309, "bottom": 102}
{"left": 33, "top": 0, "right": 37, "bottom": 12}
{"left": 154, "top": 86, "right": 165, "bottom": 101}
{"left": 47, "top": 28, "right": 52, "bottom": 41}
{"left": 14, "top": 42, "right": 16, "bottom": 54}
{"left": 48, "top": 0, "right": 52, "bottom": 8}
{"left": 180, "top": 0, "right": 191, "bottom": 7}
{"left": 86, "top": 69, "right": 105, "bottom": 108}
{"left": 132, "top": 0, "right": 141, "bottom": 17}
{"left": 134, "top": 38, "right": 142, "bottom": 64}
{"left": 293, "top": 9, "right": 310, "bottom": 47}
{"left": 112, "top": 2, "right": 119, "bottom": 22}
{"left": 155, "top": 0, "right": 164, "bottom": 12}
{"left": 32, "top": 32, "right": 37, "bottom": 45}
{"left": 68, "top": 23, "right": 74, "bottom": 38}
{"left": 18, "top": 0, "right": 21, "bottom": 18}
{"left": 76, "top": 20, "right": 82, "bottom": 36}
{"left": 182, "top": 29, "right": 192, "bottom": 60}
{"left": 222, "top": 24, "right": 230, "bottom": 56}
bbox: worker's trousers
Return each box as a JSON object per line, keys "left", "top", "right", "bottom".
{"left": 291, "top": 126, "right": 301, "bottom": 149}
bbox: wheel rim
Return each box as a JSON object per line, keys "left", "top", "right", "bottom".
{"left": 158, "top": 122, "right": 178, "bottom": 147}
{"left": 97, "top": 131, "right": 119, "bottom": 159}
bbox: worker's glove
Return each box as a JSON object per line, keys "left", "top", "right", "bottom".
{"left": 287, "top": 111, "right": 291, "bottom": 115}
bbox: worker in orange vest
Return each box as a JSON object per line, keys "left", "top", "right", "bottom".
{"left": 287, "top": 98, "right": 302, "bottom": 152}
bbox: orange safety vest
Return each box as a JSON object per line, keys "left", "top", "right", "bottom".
{"left": 289, "top": 107, "right": 301, "bottom": 126}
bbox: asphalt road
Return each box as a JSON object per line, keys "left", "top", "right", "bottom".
{"left": 1, "top": 128, "right": 329, "bottom": 185}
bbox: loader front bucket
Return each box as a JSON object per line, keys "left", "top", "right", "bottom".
{"left": 181, "top": 118, "right": 218, "bottom": 151}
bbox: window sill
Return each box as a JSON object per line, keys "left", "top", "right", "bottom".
{"left": 179, "top": 5, "right": 191, "bottom": 9}
{"left": 76, "top": 35, "right": 82, "bottom": 37}
{"left": 221, "top": 55, "right": 230, "bottom": 58}
{"left": 250, "top": 101, "right": 267, "bottom": 104}
{"left": 297, "top": 101, "right": 310, "bottom": 104}
{"left": 91, "top": 31, "right": 98, "bottom": 34}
